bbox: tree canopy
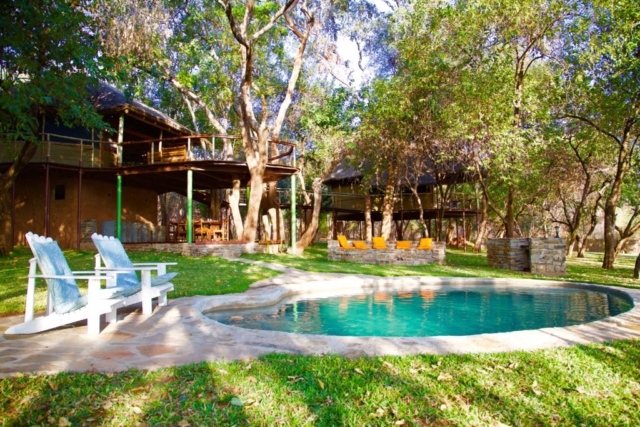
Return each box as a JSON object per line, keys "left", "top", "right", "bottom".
{"left": 2, "top": 0, "right": 639, "bottom": 270}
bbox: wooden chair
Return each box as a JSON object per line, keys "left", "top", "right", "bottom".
{"left": 196, "top": 220, "right": 213, "bottom": 241}
{"left": 92, "top": 233, "right": 176, "bottom": 316}
{"left": 6, "top": 232, "right": 126, "bottom": 335}
{"left": 176, "top": 221, "right": 187, "bottom": 242}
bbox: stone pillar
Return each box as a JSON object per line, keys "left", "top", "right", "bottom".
{"left": 530, "top": 238, "right": 566, "bottom": 276}
{"left": 487, "top": 238, "right": 530, "bottom": 271}
{"left": 488, "top": 238, "right": 566, "bottom": 276}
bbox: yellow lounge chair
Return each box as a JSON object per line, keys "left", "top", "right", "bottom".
{"left": 352, "top": 241, "right": 370, "bottom": 250}
{"left": 396, "top": 241, "right": 411, "bottom": 249}
{"left": 417, "top": 238, "right": 433, "bottom": 250}
{"left": 338, "top": 235, "right": 356, "bottom": 249}
{"left": 372, "top": 237, "right": 388, "bottom": 249}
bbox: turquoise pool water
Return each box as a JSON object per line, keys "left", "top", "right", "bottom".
{"left": 207, "top": 285, "right": 632, "bottom": 337}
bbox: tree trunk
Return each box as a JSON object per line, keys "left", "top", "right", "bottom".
{"left": 634, "top": 252, "right": 640, "bottom": 279}
{"left": 0, "top": 186, "right": 13, "bottom": 255}
{"left": 266, "top": 182, "right": 281, "bottom": 241}
{"left": 578, "top": 194, "right": 602, "bottom": 258}
{"left": 602, "top": 194, "right": 620, "bottom": 269}
{"left": 566, "top": 236, "right": 575, "bottom": 257}
{"left": 364, "top": 194, "right": 372, "bottom": 241}
{"left": 505, "top": 185, "right": 515, "bottom": 238}
{"left": 446, "top": 219, "right": 455, "bottom": 246}
{"left": 229, "top": 179, "right": 244, "bottom": 239}
{"left": 473, "top": 191, "right": 488, "bottom": 253}
{"left": 0, "top": 140, "right": 38, "bottom": 255}
{"left": 380, "top": 165, "right": 397, "bottom": 240}
{"left": 295, "top": 178, "right": 323, "bottom": 252}
{"left": 159, "top": 193, "right": 168, "bottom": 227}
{"left": 261, "top": 214, "right": 271, "bottom": 241}
{"left": 210, "top": 189, "right": 220, "bottom": 220}
{"left": 242, "top": 173, "right": 264, "bottom": 242}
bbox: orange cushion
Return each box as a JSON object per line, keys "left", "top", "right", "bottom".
{"left": 353, "top": 241, "right": 369, "bottom": 250}
{"left": 337, "top": 235, "right": 352, "bottom": 249}
{"left": 417, "top": 238, "right": 433, "bottom": 250}
{"left": 396, "top": 241, "right": 411, "bottom": 249}
{"left": 372, "top": 237, "right": 388, "bottom": 249}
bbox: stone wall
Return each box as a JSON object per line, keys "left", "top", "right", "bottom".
{"left": 120, "top": 242, "right": 253, "bottom": 258}
{"left": 486, "top": 238, "right": 531, "bottom": 271}
{"left": 487, "top": 238, "right": 566, "bottom": 276}
{"left": 327, "top": 239, "right": 445, "bottom": 266}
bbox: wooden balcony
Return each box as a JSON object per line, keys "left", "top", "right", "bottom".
{"left": 0, "top": 133, "right": 296, "bottom": 169}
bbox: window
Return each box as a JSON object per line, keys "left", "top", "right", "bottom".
{"left": 54, "top": 185, "right": 65, "bottom": 200}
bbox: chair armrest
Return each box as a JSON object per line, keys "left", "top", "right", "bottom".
{"left": 73, "top": 270, "right": 106, "bottom": 274}
{"left": 132, "top": 262, "right": 177, "bottom": 266}
{"left": 29, "top": 273, "right": 118, "bottom": 281}
{"left": 94, "top": 266, "right": 158, "bottom": 272}
{"left": 133, "top": 262, "right": 176, "bottom": 275}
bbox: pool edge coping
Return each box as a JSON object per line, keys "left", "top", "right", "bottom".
{"left": 194, "top": 274, "right": 640, "bottom": 357}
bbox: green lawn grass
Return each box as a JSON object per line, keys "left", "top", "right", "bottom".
{"left": 0, "top": 246, "right": 279, "bottom": 316}
{"left": 244, "top": 242, "right": 640, "bottom": 289}
{"left": 1, "top": 244, "right": 639, "bottom": 426}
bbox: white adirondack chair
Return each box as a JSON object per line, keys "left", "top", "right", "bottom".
{"left": 6, "top": 233, "right": 127, "bottom": 335}
{"left": 91, "top": 233, "right": 176, "bottom": 315}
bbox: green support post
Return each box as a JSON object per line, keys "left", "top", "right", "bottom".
{"left": 187, "top": 170, "right": 193, "bottom": 243}
{"left": 116, "top": 175, "right": 122, "bottom": 240}
{"left": 291, "top": 148, "right": 297, "bottom": 255}
{"left": 291, "top": 174, "right": 297, "bottom": 255}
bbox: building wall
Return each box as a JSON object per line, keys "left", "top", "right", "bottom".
{"left": 13, "top": 171, "right": 158, "bottom": 248}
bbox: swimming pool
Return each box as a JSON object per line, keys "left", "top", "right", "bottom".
{"left": 206, "top": 283, "right": 632, "bottom": 337}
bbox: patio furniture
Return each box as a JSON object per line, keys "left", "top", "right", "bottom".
{"left": 91, "top": 233, "right": 177, "bottom": 315}
{"left": 372, "top": 237, "right": 389, "bottom": 249}
{"left": 176, "top": 221, "right": 188, "bottom": 242}
{"left": 338, "top": 235, "right": 356, "bottom": 249}
{"left": 396, "top": 241, "right": 411, "bottom": 249}
{"left": 417, "top": 238, "right": 433, "bottom": 250}
{"left": 211, "top": 219, "right": 228, "bottom": 241}
{"left": 6, "top": 232, "right": 126, "bottom": 335}
{"left": 352, "top": 241, "right": 370, "bottom": 250}
{"left": 194, "top": 219, "right": 209, "bottom": 241}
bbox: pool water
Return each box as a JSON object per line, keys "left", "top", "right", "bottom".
{"left": 207, "top": 285, "right": 632, "bottom": 337}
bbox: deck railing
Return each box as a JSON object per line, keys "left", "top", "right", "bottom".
{"left": 327, "top": 190, "right": 478, "bottom": 211}
{"left": 0, "top": 133, "right": 109, "bottom": 167}
{"left": 121, "top": 134, "right": 295, "bottom": 167}
{"left": 0, "top": 133, "right": 296, "bottom": 168}
{"left": 274, "top": 188, "right": 478, "bottom": 211}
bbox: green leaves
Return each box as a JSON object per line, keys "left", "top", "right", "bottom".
{"left": 1, "top": 0, "right": 108, "bottom": 141}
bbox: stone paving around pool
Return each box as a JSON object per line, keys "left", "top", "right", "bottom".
{"left": 1, "top": 259, "right": 640, "bottom": 378}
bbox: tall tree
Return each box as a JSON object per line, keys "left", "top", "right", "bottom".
{"left": 95, "top": 0, "right": 317, "bottom": 243}
{"left": 0, "top": 0, "right": 107, "bottom": 254}
{"left": 290, "top": 86, "right": 356, "bottom": 251}
{"left": 543, "top": 125, "right": 610, "bottom": 257}
{"left": 399, "top": 0, "right": 573, "bottom": 238}
{"left": 215, "top": 0, "right": 315, "bottom": 243}
{"left": 561, "top": 0, "right": 640, "bottom": 269}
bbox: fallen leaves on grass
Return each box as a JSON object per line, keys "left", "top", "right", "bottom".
{"left": 437, "top": 372, "right": 453, "bottom": 381}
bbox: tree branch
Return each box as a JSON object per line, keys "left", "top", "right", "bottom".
{"left": 251, "top": 0, "right": 300, "bottom": 43}
{"left": 272, "top": 10, "right": 314, "bottom": 139}
{"left": 217, "top": 0, "right": 248, "bottom": 47}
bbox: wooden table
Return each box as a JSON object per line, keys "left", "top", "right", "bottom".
{"left": 170, "top": 219, "right": 228, "bottom": 242}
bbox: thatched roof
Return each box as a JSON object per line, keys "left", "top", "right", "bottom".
{"left": 89, "top": 82, "right": 193, "bottom": 136}
{"left": 323, "top": 157, "right": 469, "bottom": 187}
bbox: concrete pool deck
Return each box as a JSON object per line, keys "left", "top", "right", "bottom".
{"left": 1, "top": 259, "right": 640, "bottom": 378}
